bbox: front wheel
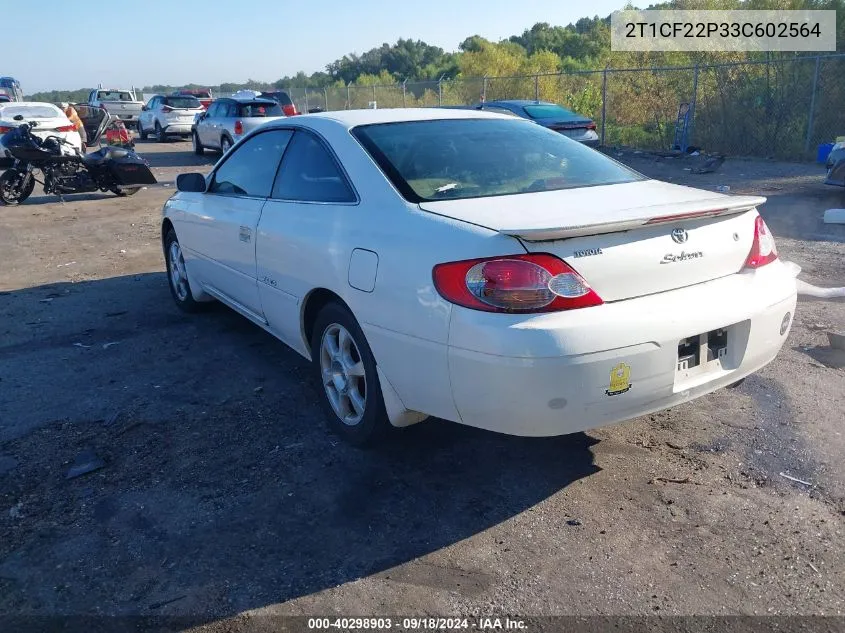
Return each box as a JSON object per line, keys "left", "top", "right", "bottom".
{"left": 164, "top": 228, "right": 204, "bottom": 313}
{"left": 138, "top": 120, "right": 148, "bottom": 140}
{"left": 0, "top": 169, "right": 36, "bottom": 205}
{"left": 311, "top": 302, "right": 390, "bottom": 447}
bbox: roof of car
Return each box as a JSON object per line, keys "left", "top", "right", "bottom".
{"left": 0, "top": 101, "right": 61, "bottom": 109}
{"left": 277, "top": 107, "right": 517, "bottom": 129}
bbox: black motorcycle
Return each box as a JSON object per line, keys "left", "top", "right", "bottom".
{"left": 0, "top": 116, "right": 157, "bottom": 205}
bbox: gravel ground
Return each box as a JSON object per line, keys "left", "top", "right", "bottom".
{"left": 1, "top": 140, "right": 843, "bottom": 630}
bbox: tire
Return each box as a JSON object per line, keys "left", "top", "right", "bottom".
{"left": 310, "top": 301, "right": 390, "bottom": 447}
{"left": 164, "top": 228, "right": 203, "bottom": 313}
{"left": 220, "top": 136, "right": 232, "bottom": 154}
{"left": 137, "top": 120, "right": 147, "bottom": 141}
{"left": 192, "top": 131, "right": 205, "bottom": 156}
{"left": 111, "top": 187, "right": 141, "bottom": 197}
{"left": 0, "top": 169, "right": 36, "bottom": 205}
{"left": 155, "top": 122, "right": 167, "bottom": 143}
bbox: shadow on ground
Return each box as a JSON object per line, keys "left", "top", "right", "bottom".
{"left": 0, "top": 274, "right": 601, "bottom": 620}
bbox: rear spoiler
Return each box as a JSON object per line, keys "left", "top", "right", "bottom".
{"left": 500, "top": 195, "right": 766, "bottom": 241}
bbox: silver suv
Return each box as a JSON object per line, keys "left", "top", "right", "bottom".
{"left": 192, "top": 96, "right": 284, "bottom": 155}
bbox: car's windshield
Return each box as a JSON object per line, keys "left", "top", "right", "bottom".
{"left": 238, "top": 102, "right": 283, "bottom": 117}
{"left": 352, "top": 118, "right": 643, "bottom": 202}
{"left": 97, "top": 91, "right": 134, "bottom": 101}
{"left": 0, "top": 104, "right": 61, "bottom": 120}
{"left": 165, "top": 96, "right": 202, "bottom": 109}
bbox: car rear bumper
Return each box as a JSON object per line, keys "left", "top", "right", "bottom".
{"left": 163, "top": 123, "right": 193, "bottom": 135}
{"left": 445, "top": 261, "right": 797, "bottom": 436}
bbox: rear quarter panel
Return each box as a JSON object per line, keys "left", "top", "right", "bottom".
{"left": 257, "top": 118, "right": 524, "bottom": 419}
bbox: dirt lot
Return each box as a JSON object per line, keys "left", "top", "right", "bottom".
{"left": 1, "top": 140, "right": 844, "bottom": 629}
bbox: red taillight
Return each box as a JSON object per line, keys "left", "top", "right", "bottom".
{"left": 162, "top": 105, "right": 174, "bottom": 113}
{"left": 0, "top": 126, "right": 12, "bottom": 133}
{"left": 282, "top": 104, "right": 297, "bottom": 116}
{"left": 432, "top": 253, "right": 603, "bottom": 313}
{"left": 744, "top": 215, "right": 778, "bottom": 269}
{"left": 56, "top": 124, "right": 76, "bottom": 132}
{"left": 234, "top": 120, "right": 243, "bottom": 135}
{"left": 586, "top": 122, "right": 597, "bottom": 130}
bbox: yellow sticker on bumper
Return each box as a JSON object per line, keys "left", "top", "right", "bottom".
{"left": 606, "top": 362, "right": 632, "bottom": 396}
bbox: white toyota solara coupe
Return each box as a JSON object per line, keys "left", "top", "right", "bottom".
{"left": 161, "top": 108, "right": 797, "bottom": 446}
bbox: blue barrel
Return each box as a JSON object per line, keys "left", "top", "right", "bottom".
{"left": 818, "top": 142, "right": 835, "bottom": 164}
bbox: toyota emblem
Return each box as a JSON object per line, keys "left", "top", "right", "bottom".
{"left": 671, "top": 228, "right": 688, "bottom": 244}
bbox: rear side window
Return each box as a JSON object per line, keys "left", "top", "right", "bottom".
{"left": 209, "top": 130, "right": 293, "bottom": 197}
{"left": 272, "top": 131, "right": 355, "bottom": 203}
{"left": 352, "top": 118, "right": 643, "bottom": 202}
{"left": 238, "top": 102, "right": 283, "bottom": 117}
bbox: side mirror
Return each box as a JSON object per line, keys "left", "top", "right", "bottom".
{"left": 176, "top": 173, "right": 207, "bottom": 193}
{"left": 141, "top": 105, "right": 148, "bottom": 111}
{"left": 13, "top": 114, "right": 24, "bottom": 121}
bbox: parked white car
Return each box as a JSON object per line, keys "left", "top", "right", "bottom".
{"left": 138, "top": 95, "right": 205, "bottom": 142}
{"left": 0, "top": 102, "right": 81, "bottom": 168}
{"left": 161, "top": 108, "right": 797, "bottom": 446}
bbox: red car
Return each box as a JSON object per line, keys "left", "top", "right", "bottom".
{"left": 171, "top": 89, "right": 213, "bottom": 110}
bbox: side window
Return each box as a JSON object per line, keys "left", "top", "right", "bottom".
{"left": 208, "top": 130, "right": 293, "bottom": 198}
{"left": 206, "top": 102, "right": 220, "bottom": 117}
{"left": 272, "top": 131, "right": 356, "bottom": 203}
{"left": 148, "top": 97, "right": 159, "bottom": 110}
{"left": 224, "top": 102, "right": 238, "bottom": 117}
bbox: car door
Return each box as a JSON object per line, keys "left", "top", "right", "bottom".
{"left": 190, "top": 128, "right": 293, "bottom": 319}
{"left": 256, "top": 130, "right": 358, "bottom": 352}
{"left": 219, "top": 101, "right": 237, "bottom": 144}
{"left": 197, "top": 101, "right": 218, "bottom": 146}
{"left": 140, "top": 97, "right": 158, "bottom": 132}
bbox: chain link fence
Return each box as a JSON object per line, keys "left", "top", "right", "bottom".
{"left": 281, "top": 54, "right": 844, "bottom": 161}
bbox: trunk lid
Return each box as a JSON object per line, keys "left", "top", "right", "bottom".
{"left": 419, "top": 180, "right": 765, "bottom": 302}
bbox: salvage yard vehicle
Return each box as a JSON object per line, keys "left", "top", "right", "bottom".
{"left": 451, "top": 100, "right": 600, "bottom": 146}
{"left": 0, "top": 102, "right": 82, "bottom": 168}
{"left": 138, "top": 95, "right": 205, "bottom": 142}
{"left": 0, "top": 116, "right": 156, "bottom": 204}
{"left": 192, "top": 95, "right": 284, "bottom": 155}
{"left": 161, "top": 108, "right": 797, "bottom": 446}
{"left": 87, "top": 88, "right": 144, "bottom": 129}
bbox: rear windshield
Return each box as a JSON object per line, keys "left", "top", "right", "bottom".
{"left": 260, "top": 91, "right": 293, "bottom": 106}
{"left": 238, "top": 102, "right": 283, "bottom": 117}
{"left": 165, "top": 96, "right": 201, "bottom": 109}
{"left": 352, "top": 118, "right": 643, "bottom": 202}
{"left": 0, "top": 104, "right": 61, "bottom": 119}
{"left": 179, "top": 91, "right": 211, "bottom": 98}
{"left": 97, "top": 91, "right": 134, "bottom": 101}
{"left": 523, "top": 104, "right": 581, "bottom": 120}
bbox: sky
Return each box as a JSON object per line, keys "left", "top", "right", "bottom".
{"left": 7, "top": 0, "right": 624, "bottom": 93}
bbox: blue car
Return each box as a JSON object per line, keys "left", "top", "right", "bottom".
{"left": 445, "top": 100, "right": 600, "bottom": 147}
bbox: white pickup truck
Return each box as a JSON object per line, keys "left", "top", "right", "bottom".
{"left": 87, "top": 88, "right": 144, "bottom": 128}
